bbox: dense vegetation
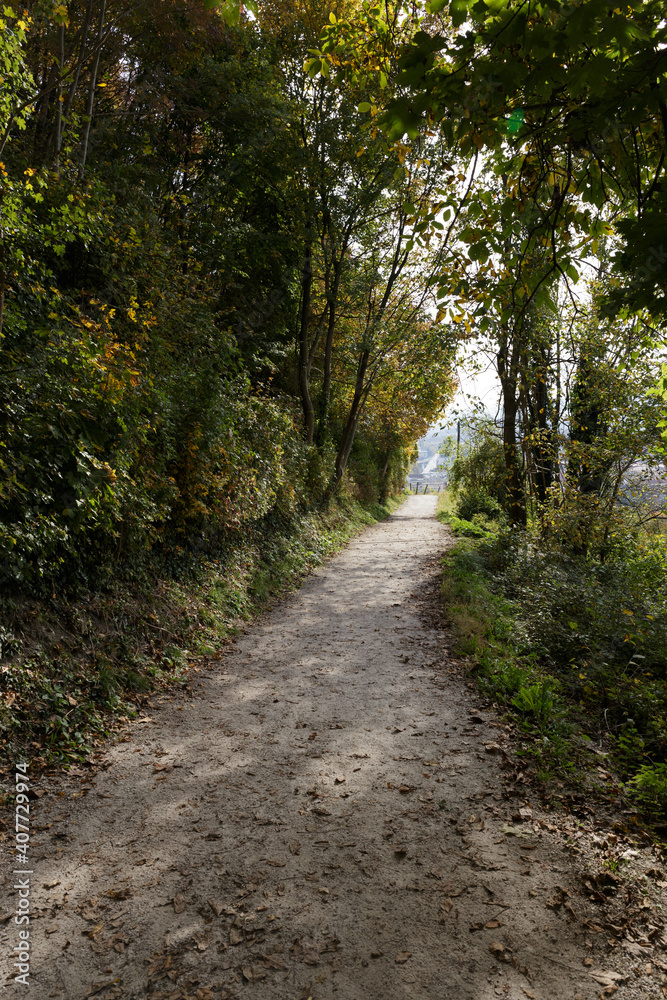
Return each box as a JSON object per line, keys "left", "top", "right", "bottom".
{"left": 0, "top": 0, "right": 459, "bottom": 758}
{"left": 3, "top": 0, "right": 667, "bottom": 815}
{"left": 305, "top": 0, "right": 667, "bottom": 819}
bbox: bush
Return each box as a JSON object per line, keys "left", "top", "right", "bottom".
{"left": 627, "top": 762, "right": 667, "bottom": 816}
{"left": 456, "top": 488, "right": 503, "bottom": 523}
{"left": 449, "top": 433, "right": 506, "bottom": 505}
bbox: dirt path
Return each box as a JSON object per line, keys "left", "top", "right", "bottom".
{"left": 1, "top": 496, "right": 665, "bottom": 1000}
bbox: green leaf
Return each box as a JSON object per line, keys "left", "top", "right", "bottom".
{"left": 449, "top": 0, "right": 470, "bottom": 27}
{"left": 358, "top": 101, "right": 371, "bottom": 113}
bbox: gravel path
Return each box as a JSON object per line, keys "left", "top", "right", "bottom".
{"left": 2, "top": 495, "right": 664, "bottom": 1000}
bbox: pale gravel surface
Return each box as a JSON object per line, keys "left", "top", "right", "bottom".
{"left": 1, "top": 495, "right": 666, "bottom": 999}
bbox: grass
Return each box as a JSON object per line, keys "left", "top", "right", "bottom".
{"left": 437, "top": 487, "right": 667, "bottom": 828}
{"left": 0, "top": 495, "right": 402, "bottom": 772}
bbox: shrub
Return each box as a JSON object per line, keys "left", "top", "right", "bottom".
{"left": 448, "top": 433, "right": 507, "bottom": 505}
{"left": 627, "top": 762, "right": 667, "bottom": 816}
{"left": 456, "top": 488, "right": 503, "bottom": 523}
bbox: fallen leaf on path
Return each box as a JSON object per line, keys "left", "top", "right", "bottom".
{"left": 43, "top": 880, "right": 61, "bottom": 889}
{"left": 241, "top": 965, "right": 261, "bottom": 981}
{"left": 83, "top": 981, "right": 120, "bottom": 999}
{"left": 193, "top": 932, "right": 209, "bottom": 951}
{"left": 499, "top": 824, "right": 532, "bottom": 839}
{"left": 229, "top": 926, "right": 244, "bottom": 945}
{"left": 265, "top": 859, "right": 286, "bottom": 867}
{"left": 172, "top": 894, "right": 186, "bottom": 914}
{"left": 395, "top": 952, "right": 412, "bottom": 964}
{"left": 644, "top": 868, "right": 664, "bottom": 879}
{"left": 522, "top": 990, "right": 536, "bottom": 999}
{"left": 208, "top": 899, "right": 223, "bottom": 916}
{"left": 588, "top": 970, "right": 626, "bottom": 987}
{"left": 489, "top": 941, "right": 511, "bottom": 960}
{"left": 45, "top": 923, "right": 59, "bottom": 935}
{"left": 264, "top": 954, "right": 287, "bottom": 970}
{"left": 485, "top": 920, "right": 503, "bottom": 929}
{"left": 106, "top": 886, "right": 132, "bottom": 900}
{"left": 442, "top": 898, "right": 453, "bottom": 913}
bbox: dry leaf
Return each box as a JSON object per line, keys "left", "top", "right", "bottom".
{"left": 395, "top": 952, "right": 412, "bottom": 964}
{"left": 45, "top": 923, "right": 59, "bottom": 935}
{"left": 485, "top": 920, "right": 502, "bottom": 929}
{"left": 289, "top": 842, "right": 301, "bottom": 855}
{"left": 442, "top": 897, "right": 453, "bottom": 913}
{"left": 264, "top": 955, "right": 287, "bottom": 970}
{"left": 589, "top": 970, "right": 625, "bottom": 987}
{"left": 193, "top": 931, "right": 209, "bottom": 951}
{"left": 229, "top": 926, "right": 244, "bottom": 945}
{"left": 173, "top": 894, "right": 186, "bottom": 914}
{"left": 208, "top": 899, "right": 223, "bottom": 916}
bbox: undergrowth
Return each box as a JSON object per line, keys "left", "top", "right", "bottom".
{"left": 0, "top": 496, "right": 400, "bottom": 770}
{"left": 437, "top": 491, "right": 667, "bottom": 826}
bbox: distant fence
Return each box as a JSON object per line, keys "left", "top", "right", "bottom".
{"left": 405, "top": 481, "right": 443, "bottom": 494}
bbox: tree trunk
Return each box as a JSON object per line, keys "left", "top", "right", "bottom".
{"left": 315, "top": 262, "right": 340, "bottom": 447}
{"left": 531, "top": 351, "right": 553, "bottom": 505}
{"left": 498, "top": 325, "right": 526, "bottom": 527}
{"left": 54, "top": 24, "right": 65, "bottom": 170}
{"left": 298, "top": 234, "right": 315, "bottom": 444}
{"left": 322, "top": 348, "right": 370, "bottom": 503}
{"left": 79, "top": 0, "right": 106, "bottom": 180}
{"left": 63, "top": 0, "right": 93, "bottom": 123}
{"left": 0, "top": 186, "right": 5, "bottom": 339}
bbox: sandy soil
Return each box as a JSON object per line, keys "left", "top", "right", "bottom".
{"left": 2, "top": 495, "right": 666, "bottom": 1000}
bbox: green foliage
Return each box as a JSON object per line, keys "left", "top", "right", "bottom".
{"left": 455, "top": 488, "right": 503, "bottom": 523}
{"left": 448, "top": 433, "right": 507, "bottom": 507}
{"left": 440, "top": 524, "right": 667, "bottom": 812}
{"left": 627, "top": 763, "right": 667, "bottom": 818}
{"left": 512, "top": 681, "right": 556, "bottom": 726}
